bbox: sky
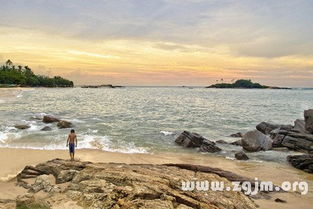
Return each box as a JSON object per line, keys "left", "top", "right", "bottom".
{"left": 0, "top": 0, "right": 313, "bottom": 87}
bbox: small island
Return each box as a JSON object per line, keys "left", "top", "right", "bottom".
{"left": 206, "top": 79, "right": 290, "bottom": 89}
{"left": 0, "top": 60, "right": 74, "bottom": 87}
{"left": 81, "top": 84, "right": 123, "bottom": 88}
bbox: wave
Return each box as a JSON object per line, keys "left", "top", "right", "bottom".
{"left": 160, "top": 131, "right": 175, "bottom": 136}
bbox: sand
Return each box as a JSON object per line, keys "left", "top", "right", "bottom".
{"left": 0, "top": 148, "right": 312, "bottom": 208}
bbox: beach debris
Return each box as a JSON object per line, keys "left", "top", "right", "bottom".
{"left": 14, "top": 124, "right": 30, "bottom": 130}
{"left": 304, "top": 109, "right": 313, "bottom": 134}
{"left": 242, "top": 130, "right": 273, "bottom": 152}
{"left": 41, "top": 126, "right": 52, "bottom": 131}
{"left": 57, "top": 120, "right": 73, "bottom": 129}
{"left": 175, "top": 131, "right": 221, "bottom": 153}
{"left": 43, "top": 115, "right": 60, "bottom": 123}
{"left": 230, "top": 132, "right": 243, "bottom": 138}
{"left": 287, "top": 154, "right": 313, "bottom": 173}
{"left": 16, "top": 159, "right": 257, "bottom": 209}
{"left": 235, "top": 151, "right": 249, "bottom": 160}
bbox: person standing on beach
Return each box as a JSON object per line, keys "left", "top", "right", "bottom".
{"left": 66, "top": 129, "right": 77, "bottom": 161}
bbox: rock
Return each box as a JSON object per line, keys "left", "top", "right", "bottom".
{"left": 230, "top": 139, "right": 242, "bottom": 146}
{"left": 16, "top": 159, "right": 257, "bottom": 209}
{"left": 199, "top": 140, "right": 221, "bottom": 153}
{"left": 235, "top": 151, "right": 249, "bottom": 160}
{"left": 41, "top": 126, "right": 52, "bottom": 131}
{"left": 31, "top": 175, "right": 61, "bottom": 193}
{"left": 304, "top": 109, "right": 313, "bottom": 134}
{"left": 256, "top": 122, "right": 292, "bottom": 135}
{"left": 57, "top": 120, "right": 73, "bottom": 129}
{"left": 292, "top": 119, "right": 307, "bottom": 133}
{"left": 242, "top": 130, "right": 273, "bottom": 152}
{"left": 287, "top": 154, "right": 313, "bottom": 173}
{"left": 14, "top": 124, "right": 30, "bottom": 130}
{"left": 269, "top": 129, "right": 287, "bottom": 147}
{"left": 230, "top": 132, "right": 243, "bottom": 138}
{"left": 216, "top": 139, "right": 228, "bottom": 144}
{"left": 175, "top": 131, "right": 206, "bottom": 147}
{"left": 175, "top": 131, "right": 221, "bottom": 153}
{"left": 43, "top": 115, "right": 60, "bottom": 123}
{"left": 274, "top": 198, "right": 287, "bottom": 203}
{"left": 281, "top": 133, "right": 313, "bottom": 152}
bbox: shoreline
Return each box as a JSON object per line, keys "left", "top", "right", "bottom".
{"left": 0, "top": 147, "right": 313, "bottom": 209}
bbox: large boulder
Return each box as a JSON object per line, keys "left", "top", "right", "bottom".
{"left": 175, "top": 131, "right": 221, "bottom": 153}
{"left": 235, "top": 151, "right": 249, "bottom": 160}
{"left": 281, "top": 132, "right": 313, "bottom": 153}
{"left": 57, "top": 120, "right": 73, "bottom": 129}
{"left": 304, "top": 109, "right": 313, "bottom": 134}
{"left": 242, "top": 130, "right": 273, "bottom": 152}
{"left": 175, "top": 131, "right": 207, "bottom": 148}
{"left": 41, "top": 126, "right": 52, "bottom": 131}
{"left": 287, "top": 154, "right": 313, "bottom": 173}
{"left": 256, "top": 122, "right": 292, "bottom": 135}
{"left": 43, "top": 115, "right": 60, "bottom": 123}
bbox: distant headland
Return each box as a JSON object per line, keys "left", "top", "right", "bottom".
{"left": 206, "top": 79, "right": 291, "bottom": 89}
{"left": 81, "top": 84, "right": 124, "bottom": 88}
{"left": 0, "top": 60, "right": 74, "bottom": 87}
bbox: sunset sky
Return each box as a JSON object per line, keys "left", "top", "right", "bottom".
{"left": 1, "top": 0, "right": 313, "bottom": 86}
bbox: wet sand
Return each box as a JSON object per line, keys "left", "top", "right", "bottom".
{"left": 0, "top": 148, "right": 312, "bottom": 208}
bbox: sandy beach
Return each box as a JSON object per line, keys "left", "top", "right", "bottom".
{"left": 0, "top": 147, "right": 312, "bottom": 209}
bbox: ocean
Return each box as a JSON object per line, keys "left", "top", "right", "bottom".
{"left": 1, "top": 87, "right": 312, "bottom": 163}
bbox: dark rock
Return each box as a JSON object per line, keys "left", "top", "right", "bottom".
{"left": 287, "top": 154, "right": 313, "bottom": 173}
{"left": 199, "top": 140, "right": 221, "bottom": 153}
{"left": 274, "top": 198, "right": 286, "bottom": 203}
{"left": 230, "top": 140, "right": 242, "bottom": 146}
{"left": 175, "top": 131, "right": 206, "bottom": 148}
{"left": 216, "top": 140, "right": 228, "bottom": 144}
{"left": 269, "top": 129, "right": 286, "bottom": 147}
{"left": 281, "top": 133, "right": 313, "bottom": 152}
{"left": 292, "top": 119, "right": 307, "bottom": 133}
{"left": 230, "top": 132, "right": 243, "bottom": 138}
{"left": 43, "top": 115, "right": 60, "bottom": 123}
{"left": 14, "top": 125, "right": 30, "bottom": 130}
{"left": 57, "top": 120, "right": 73, "bottom": 129}
{"left": 256, "top": 122, "right": 292, "bottom": 135}
{"left": 304, "top": 109, "right": 313, "bottom": 134}
{"left": 175, "top": 131, "right": 221, "bottom": 153}
{"left": 235, "top": 151, "right": 249, "bottom": 160}
{"left": 41, "top": 126, "right": 52, "bottom": 131}
{"left": 242, "top": 130, "right": 272, "bottom": 152}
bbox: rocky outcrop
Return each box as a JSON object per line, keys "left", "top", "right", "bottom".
{"left": 242, "top": 130, "right": 273, "bottom": 152}
{"left": 43, "top": 115, "right": 60, "bottom": 123}
{"left": 14, "top": 124, "right": 30, "bottom": 130}
{"left": 304, "top": 109, "right": 313, "bottom": 134}
{"left": 57, "top": 120, "right": 73, "bottom": 129}
{"left": 230, "top": 140, "right": 242, "bottom": 146}
{"left": 235, "top": 151, "right": 249, "bottom": 160}
{"left": 287, "top": 154, "right": 313, "bottom": 173}
{"left": 175, "top": 131, "right": 221, "bottom": 153}
{"left": 293, "top": 119, "right": 307, "bottom": 133}
{"left": 15, "top": 159, "right": 257, "bottom": 209}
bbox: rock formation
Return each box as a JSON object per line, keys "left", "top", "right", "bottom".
{"left": 15, "top": 159, "right": 257, "bottom": 209}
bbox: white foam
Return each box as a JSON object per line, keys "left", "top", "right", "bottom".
{"left": 160, "top": 131, "right": 175, "bottom": 136}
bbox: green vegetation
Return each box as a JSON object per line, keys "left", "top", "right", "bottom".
{"left": 0, "top": 60, "right": 74, "bottom": 87}
{"left": 207, "top": 79, "right": 268, "bottom": 89}
{"left": 16, "top": 203, "right": 50, "bottom": 209}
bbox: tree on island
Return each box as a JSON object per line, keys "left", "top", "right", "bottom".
{"left": 0, "top": 60, "right": 74, "bottom": 87}
{"left": 207, "top": 79, "right": 269, "bottom": 89}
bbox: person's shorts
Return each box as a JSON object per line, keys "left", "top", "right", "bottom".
{"left": 69, "top": 143, "right": 75, "bottom": 153}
